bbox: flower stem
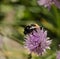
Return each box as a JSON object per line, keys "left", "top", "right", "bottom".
{"left": 28, "top": 53, "right": 32, "bottom": 59}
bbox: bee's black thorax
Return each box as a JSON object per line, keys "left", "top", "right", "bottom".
{"left": 24, "top": 24, "right": 37, "bottom": 35}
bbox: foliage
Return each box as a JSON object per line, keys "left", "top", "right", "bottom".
{"left": 0, "top": 0, "right": 60, "bottom": 59}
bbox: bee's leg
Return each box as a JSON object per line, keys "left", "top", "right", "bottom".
{"left": 40, "top": 26, "right": 42, "bottom": 30}
{"left": 32, "top": 31, "right": 38, "bottom": 37}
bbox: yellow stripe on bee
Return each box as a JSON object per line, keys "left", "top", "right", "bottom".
{"left": 35, "top": 24, "right": 40, "bottom": 28}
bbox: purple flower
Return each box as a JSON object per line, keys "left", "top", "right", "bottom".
{"left": 53, "top": 0, "right": 60, "bottom": 9}
{"left": 37, "top": 0, "right": 60, "bottom": 9}
{"left": 56, "top": 51, "right": 60, "bottom": 59}
{"left": 24, "top": 27, "right": 52, "bottom": 55}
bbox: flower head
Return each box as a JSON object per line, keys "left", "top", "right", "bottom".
{"left": 53, "top": 0, "right": 60, "bottom": 9}
{"left": 56, "top": 51, "right": 60, "bottom": 59}
{"left": 24, "top": 27, "right": 52, "bottom": 55}
{"left": 37, "top": 0, "right": 60, "bottom": 9}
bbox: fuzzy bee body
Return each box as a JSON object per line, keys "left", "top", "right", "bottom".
{"left": 24, "top": 24, "right": 40, "bottom": 35}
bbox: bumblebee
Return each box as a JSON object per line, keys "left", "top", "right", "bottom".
{"left": 24, "top": 24, "right": 40, "bottom": 35}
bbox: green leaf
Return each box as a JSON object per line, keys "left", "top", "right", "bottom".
{"left": 50, "top": 5, "right": 60, "bottom": 29}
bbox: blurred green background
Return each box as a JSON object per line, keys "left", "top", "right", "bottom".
{"left": 0, "top": 0, "right": 60, "bottom": 59}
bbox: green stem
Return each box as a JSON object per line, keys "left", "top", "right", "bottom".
{"left": 28, "top": 53, "right": 32, "bottom": 59}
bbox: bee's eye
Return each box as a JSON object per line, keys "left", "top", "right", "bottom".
{"left": 25, "top": 26, "right": 30, "bottom": 31}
